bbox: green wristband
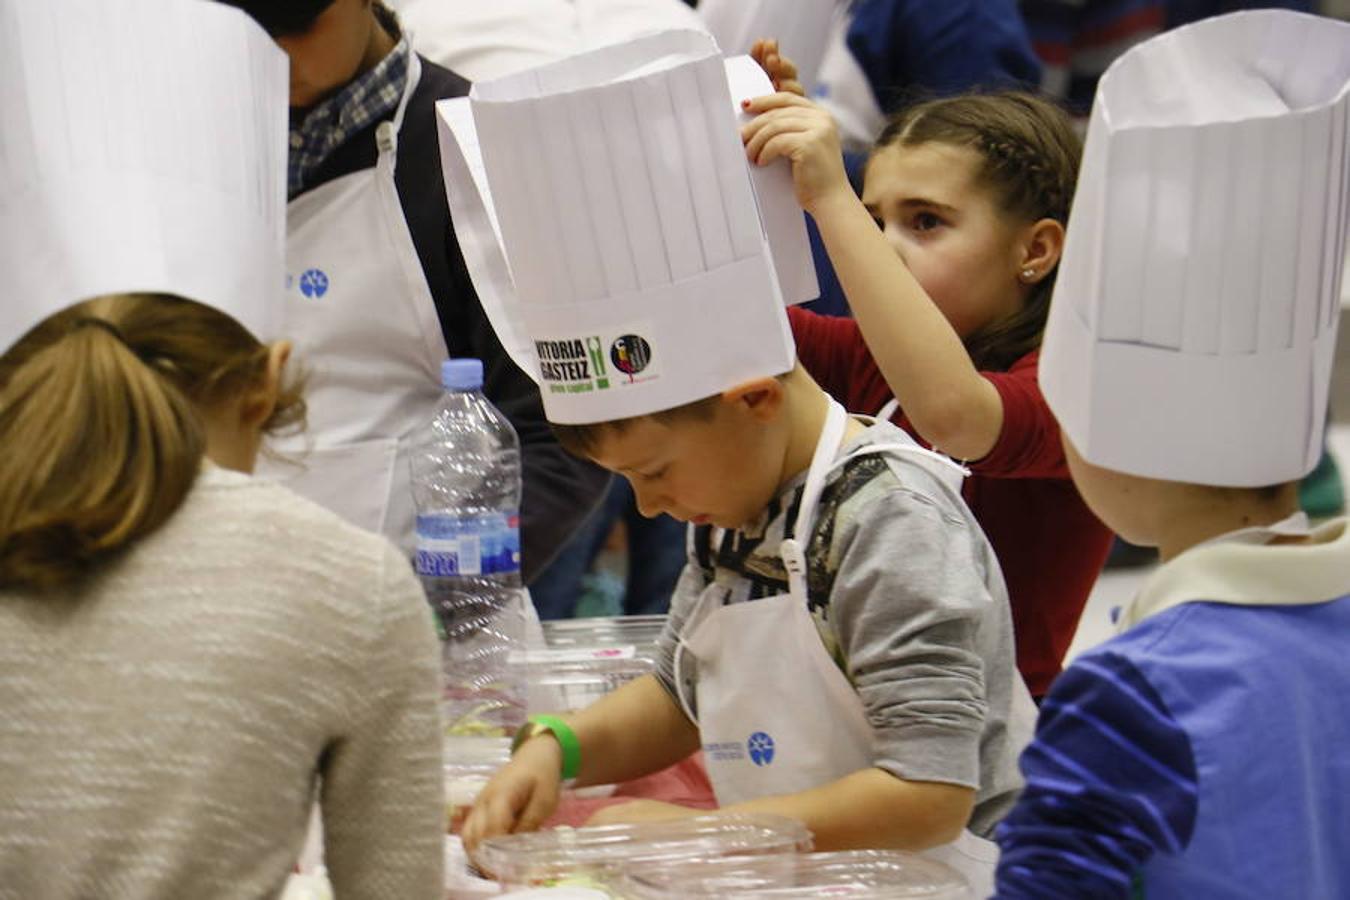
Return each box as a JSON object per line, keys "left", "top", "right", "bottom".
{"left": 527, "top": 714, "right": 581, "bottom": 782}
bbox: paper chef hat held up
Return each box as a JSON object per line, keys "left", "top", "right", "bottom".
{"left": 0, "top": 0, "right": 288, "bottom": 354}
{"left": 438, "top": 30, "right": 818, "bottom": 425}
{"left": 1041, "top": 10, "right": 1350, "bottom": 488}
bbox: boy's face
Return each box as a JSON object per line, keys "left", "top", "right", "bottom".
{"left": 273, "top": 0, "right": 379, "bottom": 108}
{"left": 587, "top": 384, "right": 791, "bottom": 531}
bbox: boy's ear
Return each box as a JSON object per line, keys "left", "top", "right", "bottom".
{"left": 721, "top": 376, "right": 784, "bottom": 423}
{"left": 1019, "top": 217, "right": 1065, "bottom": 283}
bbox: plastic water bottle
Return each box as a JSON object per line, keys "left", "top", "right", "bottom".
{"left": 411, "top": 358, "right": 528, "bottom": 739}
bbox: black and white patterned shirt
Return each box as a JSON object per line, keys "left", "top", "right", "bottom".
{"left": 288, "top": 12, "right": 410, "bottom": 198}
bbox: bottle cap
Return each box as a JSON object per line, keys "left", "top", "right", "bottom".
{"left": 442, "top": 358, "right": 484, "bottom": 391}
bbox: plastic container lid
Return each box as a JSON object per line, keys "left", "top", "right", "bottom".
{"left": 475, "top": 814, "right": 813, "bottom": 889}
{"left": 616, "top": 850, "right": 970, "bottom": 899}
{"left": 540, "top": 615, "right": 668, "bottom": 662}
{"left": 443, "top": 358, "right": 485, "bottom": 391}
{"left": 510, "top": 648, "right": 655, "bottom": 713}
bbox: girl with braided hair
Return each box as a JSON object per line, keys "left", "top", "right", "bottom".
{"left": 743, "top": 73, "right": 1112, "bottom": 700}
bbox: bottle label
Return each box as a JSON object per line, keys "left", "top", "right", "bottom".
{"left": 415, "top": 512, "right": 520, "bottom": 576}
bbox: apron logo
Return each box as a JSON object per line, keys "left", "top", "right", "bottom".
{"left": 298, "top": 268, "right": 330, "bottom": 298}
{"left": 747, "top": 731, "right": 776, "bottom": 767}
{"left": 610, "top": 334, "right": 652, "bottom": 380}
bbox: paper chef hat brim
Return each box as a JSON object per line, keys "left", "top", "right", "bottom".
{"left": 0, "top": 0, "right": 287, "bottom": 353}
{"left": 1042, "top": 10, "right": 1350, "bottom": 487}
{"left": 437, "top": 30, "right": 817, "bottom": 424}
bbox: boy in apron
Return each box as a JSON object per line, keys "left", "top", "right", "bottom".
{"left": 994, "top": 12, "right": 1350, "bottom": 898}
{"left": 444, "top": 32, "right": 1037, "bottom": 895}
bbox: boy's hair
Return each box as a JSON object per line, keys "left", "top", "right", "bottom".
{"left": 873, "top": 91, "right": 1082, "bottom": 372}
{"left": 551, "top": 395, "right": 723, "bottom": 459}
{"left": 0, "top": 294, "right": 306, "bottom": 592}
{"left": 218, "top": 0, "right": 395, "bottom": 37}
{"left": 217, "top": 0, "right": 336, "bottom": 36}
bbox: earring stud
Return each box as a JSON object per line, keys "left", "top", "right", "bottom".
{"left": 1021, "top": 268, "right": 1036, "bottom": 281}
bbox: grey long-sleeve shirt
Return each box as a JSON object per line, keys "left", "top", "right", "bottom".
{"left": 656, "top": 421, "right": 1035, "bottom": 837}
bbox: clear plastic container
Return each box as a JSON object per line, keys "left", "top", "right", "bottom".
{"left": 445, "top": 835, "right": 503, "bottom": 898}
{"left": 512, "top": 647, "right": 655, "bottom": 714}
{"left": 540, "top": 615, "right": 667, "bottom": 663}
{"left": 475, "top": 814, "right": 812, "bottom": 891}
{"left": 616, "top": 851, "right": 970, "bottom": 899}
{"left": 444, "top": 737, "right": 513, "bottom": 834}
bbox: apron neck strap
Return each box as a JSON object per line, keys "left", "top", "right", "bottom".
{"left": 780, "top": 399, "right": 850, "bottom": 597}
{"left": 375, "top": 52, "right": 422, "bottom": 171}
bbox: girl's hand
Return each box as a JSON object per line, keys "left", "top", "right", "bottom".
{"left": 460, "top": 734, "right": 563, "bottom": 853}
{"left": 584, "top": 799, "right": 704, "bottom": 828}
{"left": 750, "top": 38, "right": 805, "bottom": 97}
{"left": 741, "top": 93, "right": 850, "bottom": 215}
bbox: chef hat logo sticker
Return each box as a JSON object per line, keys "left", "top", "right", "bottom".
{"left": 610, "top": 334, "right": 653, "bottom": 379}
{"left": 747, "top": 731, "right": 775, "bottom": 767}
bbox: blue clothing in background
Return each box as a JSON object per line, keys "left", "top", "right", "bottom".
{"left": 995, "top": 596, "right": 1350, "bottom": 899}
{"left": 847, "top": 0, "right": 1042, "bottom": 109}
{"left": 1020, "top": 0, "right": 1315, "bottom": 114}
{"left": 528, "top": 479, "right": 683, "bottom": 620}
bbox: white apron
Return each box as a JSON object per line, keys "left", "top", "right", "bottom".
{"left": 673, "top": 401, "right": 998, "bottom": 895}
{"left": 258, "top": 55, "right": 449, "bottom": 551}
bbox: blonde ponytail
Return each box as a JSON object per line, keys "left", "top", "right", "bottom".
{"left": 0, "top": 294, "right": 304, "bottom": 591}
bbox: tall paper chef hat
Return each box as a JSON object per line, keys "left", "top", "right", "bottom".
{"left": 0, "top": 0, "right": 288, "bottom": 353}
{"left": 1040, "top": 10, "right": 1350, "bottom": 487}
{"left": 437, "top": 29, "right": 819, "bottom": 425}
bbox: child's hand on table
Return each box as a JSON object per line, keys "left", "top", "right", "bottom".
{"left": 460, "top": 733, "right": 563, "bottom": 853}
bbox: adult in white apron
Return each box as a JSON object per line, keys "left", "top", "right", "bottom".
{"left": 258, "top": 54, "right": 449, "bottom": 551}
{"left": 674, "top": 400, "right": 1004, "bottom": 897}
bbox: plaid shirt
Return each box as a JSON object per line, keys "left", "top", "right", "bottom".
{"left": 288, "top": 32, "right": 411, "bottom": 198}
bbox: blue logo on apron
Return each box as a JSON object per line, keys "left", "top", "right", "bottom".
{"left": 747, "top": 731, "right": 775, "bottom": 766}
{"left": 298, "top": 268, "right": 330, "bottom": 298}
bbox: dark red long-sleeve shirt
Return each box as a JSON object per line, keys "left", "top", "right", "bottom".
{"left": 788, "top": 307, "right": 1113, "bottom": 696}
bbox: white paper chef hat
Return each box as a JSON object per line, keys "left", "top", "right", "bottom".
{"left": 0, "top": 0, "right": 287, "bottom": 354}
{"left": 437, "top": 29, "right": 818, "bottom": 425}
{"left": 1040, "top": 10, "right": 1350, "bottom": 487}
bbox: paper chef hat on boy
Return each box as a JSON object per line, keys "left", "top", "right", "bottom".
{"left": 437, "top": 29, "right": 819, "bottom": 425}
{"left": 1041, "top": 10, "right": 1350, "bottom": 487}
{"left": 0, "top": 0, "right": 287, "bottom": 353}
